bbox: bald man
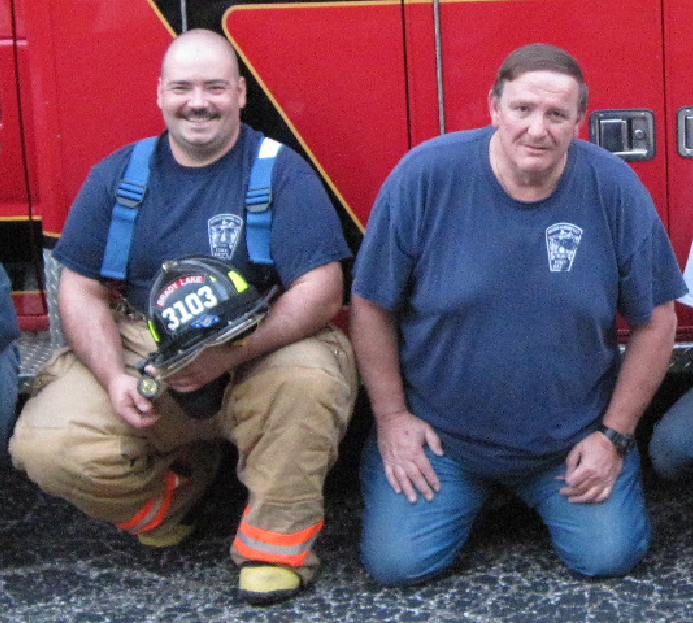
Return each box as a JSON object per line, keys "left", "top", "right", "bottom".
{"left": 10, "top": 29, "right": 357, "bottom": 605}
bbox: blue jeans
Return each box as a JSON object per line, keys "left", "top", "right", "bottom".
{"left": 649, "top": 386, "right": 693, "bottom": 480}
{"left": 360, "top": 434, "right": 650, "bottom": 585}
{"left": 0, "top": 342, "right": 19, "bottom": 465}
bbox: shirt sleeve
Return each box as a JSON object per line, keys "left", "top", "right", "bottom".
{"left": 352, "top": 170, "right": 417, "bottom": 311}
{"left": 269, "top": 148, "right": 351, "bottom": 288}
{"left": 53, "top": 150, "right": 129, "bottom": 280}
{"left": 618, "top": 216, "right": 688, "bottom": 323}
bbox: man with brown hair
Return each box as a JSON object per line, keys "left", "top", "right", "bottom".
{"left": 351, "top": 43, "right": 685, "bottom": 584}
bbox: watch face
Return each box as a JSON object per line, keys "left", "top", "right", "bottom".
{"left": 614, "top": 437, "right": 630, "bottom": 451}
{"left": 601, "top": 427, "right": 635, "bottom": 454}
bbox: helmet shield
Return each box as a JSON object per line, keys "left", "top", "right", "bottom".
{"left": 144, "top": 256, "right": 273, "bottom": 375}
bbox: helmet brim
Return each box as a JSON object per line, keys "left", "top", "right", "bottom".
{"left": 147, "top": 286, "right": 277, "bottom": 378}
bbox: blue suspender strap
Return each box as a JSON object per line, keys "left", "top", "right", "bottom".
{"left": 100, "top": 136, "right": 158, "bottom": 280}
{"left": 245, "top": 136, "right": 282, "bottom": 266}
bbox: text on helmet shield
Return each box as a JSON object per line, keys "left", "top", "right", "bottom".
{"left": 156, "top": 275, "right": 206, "bottom": 308}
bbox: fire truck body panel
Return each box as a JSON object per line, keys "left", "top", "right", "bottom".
{"left": 224, "top": 1, "right": 411, "bottom": 230}
{"left": 4, "top": 0, "right": 693, "bottom": 342}
{"left": 0, "top": 1, "right": 28, "bottom": 215}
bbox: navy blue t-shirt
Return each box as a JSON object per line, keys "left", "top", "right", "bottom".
{"left": 55, "top": 124, "right": 351, "bottom": 312}
{"left": 353, "top": 126, "right": 687, "bottom": 476}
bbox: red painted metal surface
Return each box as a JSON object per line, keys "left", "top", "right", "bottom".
{"left": 415, "top": 0, "right": 667, "bottom": 222}
{"left": 20, "top": 0, "right": 172, "bottom": 238}
{"left": 2, "top": 0, "right": 45, "bottom": 329}
{"left": 7, "top": 0, "right": 693, "bottom": 338}
{"left": 663, "top": 0, "right": 693, "bottom": 338}
{"left": 224, "top": 1, "right": 410, "bottom": 230}
{"left": 0, "top": 0, "right": 29, "bottom": 217}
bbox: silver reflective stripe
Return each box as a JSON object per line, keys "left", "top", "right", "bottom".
{"left": 127, "top": 495, "right": 165, "bottom": 535}
{"left": 235, "top": 531, "right": 318, "bottom": 558}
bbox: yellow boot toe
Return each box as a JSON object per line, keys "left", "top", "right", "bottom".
{"left": 238, "top": 563, "right": 303, "bottom": 605}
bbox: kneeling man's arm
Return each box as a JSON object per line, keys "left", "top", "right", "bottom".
{"left": 350, "top": 294, "right": 443, "bottom": 503}
{"left": 561, "top": 301, "right": 677, "bottom": 503}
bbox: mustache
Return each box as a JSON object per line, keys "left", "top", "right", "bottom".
{"left": 177, "top": 108, "right": 219, "bottom": 120}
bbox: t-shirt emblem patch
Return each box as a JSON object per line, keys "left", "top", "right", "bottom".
{"left": 208, "top": 214, "right": 243, "bottom": 260}
{"left": 546, "top": 223, "right": 583, "bottom": 272}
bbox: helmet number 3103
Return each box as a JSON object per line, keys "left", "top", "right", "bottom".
{"left": 161, "top": 285, "right": 219, "bottom": 331}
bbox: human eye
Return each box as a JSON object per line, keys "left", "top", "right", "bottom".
{"left": 169, "top": 82, "right": 191, "bottom": 94}
{"left": 206, "top": 82, "right": 229, "bottom": 95}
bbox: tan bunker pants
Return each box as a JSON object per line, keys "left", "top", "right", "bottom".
{"left": 10, "top": 317, "right": 357, "bottom": 582}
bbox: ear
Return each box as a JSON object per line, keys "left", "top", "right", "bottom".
{"left": 488, "top": 89, "right": 500, "bottom": 126}
{"left": 237, "top": 75, "right": 247, "bottom": 110}
{"left": 573, "top": 112, "right": 586, "bottom": 138}
{"left": 156, "top": 77, "right": 163, "bottom": 110}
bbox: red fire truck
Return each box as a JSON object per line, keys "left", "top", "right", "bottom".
{"left": 3, "top": 0, "right": 693, "bottom": 348}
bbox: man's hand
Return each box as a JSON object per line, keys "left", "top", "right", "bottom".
{"left": 377, "top": 410, "right": 444, "bottom": 503}
{"left": 107, "top": 373, "right": 161, "bottom": 428}
{"left": 163, "top": 342, "right": 243, "bottom": 393}
{"left": 559, "top": 431, "right": 623, "bottom": 503}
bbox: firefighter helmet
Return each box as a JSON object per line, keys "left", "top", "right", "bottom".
{"left": 142, "top": 256, "right": 275, "bottom": 377}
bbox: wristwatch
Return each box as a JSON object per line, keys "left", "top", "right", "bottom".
{"left": 599, "top": 425, "right": 636, "bottom": 456}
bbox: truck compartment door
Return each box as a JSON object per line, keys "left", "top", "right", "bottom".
{"left": 0, "top": 0, "right": 46, "bottom": 329}
{"left": 663, "top": 0, "right": 693, "bottom": 336}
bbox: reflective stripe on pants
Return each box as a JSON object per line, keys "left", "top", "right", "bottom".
{"left": 233, "top": 505, "right": 324, "bottom": 566}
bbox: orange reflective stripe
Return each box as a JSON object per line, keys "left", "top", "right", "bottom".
{"left": 237, "top": 517, "right": 324, "bottom": 547}
{"left": 234, "top": 537, "right": 309, "bottom": 567}
{"left": 116, "top": 471, "right": 181, "bottom": 535}
{"left": 136, "top": 471, "right": 179, "bottom": 534}
{"left": 117, "top": 498, "right": 157, "bottom": 531}
{"left": 234, "top": 506, "right": 324, "bottom": 565}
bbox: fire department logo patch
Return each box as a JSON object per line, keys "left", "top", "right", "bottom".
{"left": 546, "top": 223, "right": 583, "bottom": 273}
{"left": 208, "top": 214, "right": 243, "bottom": 260}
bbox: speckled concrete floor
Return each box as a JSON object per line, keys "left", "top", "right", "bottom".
{"left": 2, "top": 378, "right": 693, "bottom": 623}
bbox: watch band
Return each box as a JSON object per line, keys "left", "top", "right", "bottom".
{"left": 599, "top": 425, "right": 636, "bottom": 456}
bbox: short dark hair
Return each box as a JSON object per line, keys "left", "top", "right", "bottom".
{"left": 491, "top": 43, "right": 589, "bottom": 114}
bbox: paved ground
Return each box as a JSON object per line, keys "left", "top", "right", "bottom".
{"left": 2, "top": 376, "right": 693, "bottom": 623}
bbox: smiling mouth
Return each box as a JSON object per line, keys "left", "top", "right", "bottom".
{"left": 185, "top": 115, "right": 217, "bottom": 123}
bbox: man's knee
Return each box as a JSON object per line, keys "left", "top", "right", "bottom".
{"left": 236, "top": 332, "right": 357, "bottom": 421}
{"left": 11, "top": 415, "right": 142, "bottom": 498}
{"left": 0, "top": 344, "right": 19, "bottom": 445}
{"left": 360, "top": 504, "right": 460, "bottom": 586}
{"left": 279, "top": 364, "right": 354, "bottom": 408}
{"left": 361, "top": 542, "right": 451, "bottom": 586}
{"left": 10, "top": 423, "right": 76, "bottom": 490}
{"left": 360, "top": 549, "right": 419, "bottom": 586}
{"left": 557, "top": 525, "right": 651, "bottom": 578}
{"left": 649, "top": 420, "right": 693, "bottom": 481}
